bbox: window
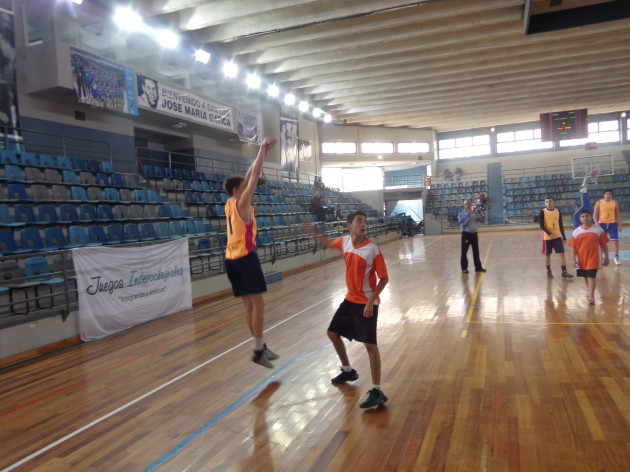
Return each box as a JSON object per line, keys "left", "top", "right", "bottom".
{"left": 496, "top": 128, "right": 553, "bottom": 153}
{"left": 361, "top": 142, "right": 393, "bottom": 154}
{"left": 438, "top": 134, "right": 490, "bottom": 159}
{"left": 321, "top": 142, "right": 356, "bottom": 154}
{"left": 397, "top": 142, "right": 430, "bottom": 153}
{"left": 559, "top": 120, "right": 620, "bottom": 147}
{"left": 321, "top": 167, "right": 383, "bottom": 192}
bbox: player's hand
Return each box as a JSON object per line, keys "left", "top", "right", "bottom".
{"left": 262, "top": 137, "right": 277, "bottom": 151}
{"left": 603, "top": 257, "right": 609, "bottom": 266}
{"left": 363, "top": 304, "right": 374, "bottom": 318}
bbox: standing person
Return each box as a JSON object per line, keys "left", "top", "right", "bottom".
{"left": 223, "top": 137, "right": 278, "bottom": 368}
{"left": 309, "top": 210, "right": 390, "bottom": 409}
{"left": 458, "top": 200, "right": 486, "bottom": 274}
{"left": 593, "top": 190, "right": 622, "bottom": 265}
{"left": 568, "top": 210, "right": 610, "bottom": 304}
{"left": 539, "top": 197, "right": 573, "bottom": 279}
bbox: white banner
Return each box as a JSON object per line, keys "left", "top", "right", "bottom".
{"left": 137, "top": 74, "right": 234, "bottom": 132}
{"left": 72, "top": 238, "right": 192, "bottom": 341}
{"left": 236, "top": 108, "right": 262, "bottom": 144}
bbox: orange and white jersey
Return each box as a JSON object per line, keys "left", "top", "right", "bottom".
{"left": 568, "top": 225, "right": 610, "bottom": 270}
{"left": 330, "top": 235, "right": 388, "bottom": 305}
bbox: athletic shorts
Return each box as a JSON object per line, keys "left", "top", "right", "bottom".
{"left": 328, "top": 300, "right": 378, "bottom": 345}
{"left": 544, "top": 237, "right": 565, "bottom": 255}
{"left": 225, "top": 250, "right": 267, "bottom": 297}
{"left": 577, "top": 269, "right": 598, "bottom": 278}
{"left": 599, "top": 222, "right": 619, "bottom": 241}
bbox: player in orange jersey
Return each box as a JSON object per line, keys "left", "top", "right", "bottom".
{"left": 309, "top": 210, "right": 389, "bottom": 409}
{"left": 593, "top": 190, "right": 622, "bottom": 265}
{"left": 568, "top": 210, "right": 609, "bottom": 305}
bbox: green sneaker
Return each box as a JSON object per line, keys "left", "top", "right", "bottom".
{"left": 331, "top": 368, "right": 359, "bottom": 384}
{"left": 359, "top": 388, "right": 388, "bottom": 408}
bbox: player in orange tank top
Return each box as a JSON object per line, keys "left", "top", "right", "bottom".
{"left": 223, "top": 137, "right": 278, "bottom": 368}
{"left": 593, "top": 190, "right": 622, "bottom": 265}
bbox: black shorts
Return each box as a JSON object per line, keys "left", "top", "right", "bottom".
{"left": 328, "top": 300, "right": 378, "bottom": 345}
{"left": 577, "top": 269, "right": 598, "bottom": 278}
{"left": 544, "top": 238, "right": 565, "bottom": 255}
{"left": 225, "top": 251, "right": 267, "bottom": 297}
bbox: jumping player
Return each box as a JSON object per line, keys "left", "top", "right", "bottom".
{"left": 223, "top": 137, "right": 279, "bottom": 368}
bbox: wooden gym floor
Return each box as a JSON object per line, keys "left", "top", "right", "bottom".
{"left": 1, "top": 229, "right": 629, "bottom": 472}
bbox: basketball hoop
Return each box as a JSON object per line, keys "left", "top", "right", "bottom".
{"left": 579, "top": 172, "right": 599, "bottom": 193}
{"left": 588, "top": 171, "right": 599, "bottom": 185}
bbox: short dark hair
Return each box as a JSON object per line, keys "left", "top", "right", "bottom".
{"left": 347, "top": 210, "right": 367, "bottom": 224}
{"left": 223, "top": 175, "right": 244, "bottom": 196}
{"left": 580, "top": 209, "right": 593, "bottom": 216}
{"left": 604, "top": 189, "right": 614, "bottom": 196}
{"left": 545, "top": 196, "right": 554, "bottom": 201}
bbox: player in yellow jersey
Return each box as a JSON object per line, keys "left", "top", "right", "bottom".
{"left": 539, "top": 197, "right": 573, "bottom": 279}
{"left": 223, "top": 137, "right": 278, "bottom": 368}
{"left": 593, "top": 190, "right": 622, "bottom": 265}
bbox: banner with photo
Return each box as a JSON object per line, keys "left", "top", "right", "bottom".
{"left": 70, "top": 48, "right": 139, "bottom": 116}
{"left": 298, "top": 139, "right": 312, "bottom": 161}
{"left": 236, "top": 108, "right": 262, "bottom": 144}
{"left": 0, "top": 8, "right": 20, "bottom": 136}
{"left": 137, "top": 74, "right": 234, "bottom": 132}
{"left": 72, "top": 238, "right": 192, "bottom": 341}
{"left": 280, "top": 114, "right": 299, "bottom": 174}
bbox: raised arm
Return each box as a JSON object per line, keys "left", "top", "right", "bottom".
{"left": 237, "top": 137, "right": 276, "bottom": 216}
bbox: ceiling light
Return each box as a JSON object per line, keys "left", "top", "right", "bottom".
{"left": 194, "top": 49, "right": 211, "bottom": 64}
{"left": 622, "top": 112, "right": 627, "bottom": 118}
{"left": 70, "top": 0, "right": 83, "bottom": 4}
{"left": 155, "top": 29, "right": 179, "bottom": 49}
{"left": 284, "top": 93, "right": 295, "bottom": 106}
{"left": 114, "top": 7, "right": 143, "bottom": 32}
{"left": 246, "top": 73, "right": 261, "bottom": 89}
{"left": 223, "top": 61, "right": 239, "bottom": 78}
{"left": 312, "top": 108, "right": 323, "bottom": 118}
{"left": 323, "top": 114, "right": 332, "bottom": 123}
{"left": 267, "top": 84, "right": 279, "bottom": 98}
{"left": 298, "top": 101, "right": 309, "bottom": 112}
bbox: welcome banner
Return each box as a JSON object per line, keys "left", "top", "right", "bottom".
{"left": 72, "top": 238, "right": 192, "bottom": 341}
{"left": 136, "top": 74, "right": 234, "bottom": 132}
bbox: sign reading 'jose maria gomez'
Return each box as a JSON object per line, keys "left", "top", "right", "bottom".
{"left": 72, "top": 238, "right": 192, "bottom": 341}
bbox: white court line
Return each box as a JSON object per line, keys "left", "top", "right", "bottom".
{"left": 2, "top": 236, "right": 441, "bottom": 472}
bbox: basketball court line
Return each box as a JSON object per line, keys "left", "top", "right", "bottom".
{"left": 461, "top": 240, "right": 493, "bottom": 338}
{"left": 2, "top": 236, "right": 441, "bottom": 472}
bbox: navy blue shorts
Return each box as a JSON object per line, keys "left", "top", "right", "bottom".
{"left": 545, "top": 237, "right": 565, "bottom": 255}
{"left": 600, "top": 222, "right": 619, "bottom": 241}
{"left": 225, "top": 251, "right": 267, "bottom": 297}
{"left": 328, "top": 300, "right": 378, "bottom": 345}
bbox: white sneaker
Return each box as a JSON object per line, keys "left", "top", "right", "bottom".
{"left": 614, "top": 256, "right": 620, "bottom": 265}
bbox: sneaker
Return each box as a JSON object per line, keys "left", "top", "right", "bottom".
{"left": 263, "top": 344, "right": 279, "bottom": 361}
{"left": 359, "top": 388, "right": 388, "bottom": 409}
{"left": 614, "top": 256, "right": 620, "bottom": 265}
{"left": 331, "top": 368, "right": 359, "bottom": 385}
{"left": 587, "top": 295, "right": 595, "bottom": 305}
{"left": 462, "top": 269, "right": 469, "bottom": 274}
{"left": 252, "top": 350, "right": 274, "bottom": 368}
{"left": 561, "top": 272, "right": 574, "bottom": 279}
{"left": 475, "top": 268, "right": 486, "bottom": 272}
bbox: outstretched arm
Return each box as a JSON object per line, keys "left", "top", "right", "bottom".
{"left": 237, "top": 137, "right": 276, "bottom": 216}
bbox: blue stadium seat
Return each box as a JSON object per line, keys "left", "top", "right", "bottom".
{"left": 97, "top": 204, "right": 121, "bottom": 222}
{"left": 140, "top": 223, "right": 157, "bottom": 240}
{"left": 19, "top": 152, "right": 38, "bottom": 166}
{"left": 68, "top": 226, "right": 99, "bottom": 247}
{"left": 154, "top": 166, "right": 165, "bottom": 179}
{"left": 20, "top": 228, "right": 45, "bottom": 252}
{"left": 96, "top": 173, "right": 110, "bottom": 186}
{"left": 109, "top": 173, "right": 126, "bottom": 188}
{"left": 38, "top": 154, "right": 56, "bottom": 168}
{"left": 44, "top": 227, "right": 70, "bottom": 250}
{"left": 79, "top": 204, "right": 98, "bottom": 222}
{"left": 100, "top": 161, "right": 113, "bottom": 173}
{"left": 0, "top": 149, "right": 18, "bottom": 164}
{"left": 124, "top": 223, "right": 141, "bottom": 242}
{"left": 133, "top": 189, "right": 148, "bottom": 203}
{"left": 168, "top": 221, "right": 185, "bottom": 238}
{"left": 87, "top": 226, "right": 107, "bottom": 245}
{"left": 15, "top": 204, "right": 43, "bottom": 225}
{"left": 106, "top": 225, "right": 124, "bottom": 244}
{"left": 5, "top": 165, "right": 31, "bottom": 183}
{"left": 147, "top": 189, "right": 161, "bottom": 204}
{"left": 62, "top": 170, "right": 80, "bottom": 185}
{"left": 155, "top": 222, "right": 171, "bottom": 239}
{"left": 143, "top": 165, "right": 156, "bottom": 179}
{"left": 24, "top": 256, "right": 65, "bottom": 308}
{"left": 164, "top": 167, "right": 174, "bottom": 179}
{"left": 1, "top": 230, "right": 29, "bottom": 254}
{"left": 71, "top": 186, "right": 96, "bottom": 202}
{"left": 56, "top": 156, "right": 73, "bottom": 170}
{"left": 0, "top": 204, "right": 25, "bottom": 228}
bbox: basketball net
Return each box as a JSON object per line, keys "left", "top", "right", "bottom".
{"left": 579, "top": 172, "right": 598, "bottom": 193}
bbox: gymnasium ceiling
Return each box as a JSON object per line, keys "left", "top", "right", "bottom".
{"left": 42, "top": 0, "right": 630, "bottom": 133}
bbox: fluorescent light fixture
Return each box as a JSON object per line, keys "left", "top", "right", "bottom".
{"left": 246, "top": 73, "right": 261, "bottom": 89}
{"left": 323, "top": 114, "right": 332, "bottom": 123}
{"left": 267, "top": 84, "right": 279, "bottom": 98}
{"left": 155, "top": 29, "right": 180, "bottom": 49}
{"left": 312, "top": 108, "right": 323, "bottom": 118}
{"left": 114, "top": 7, "right": 143, "bottom": 32}
{"left": 194, "top": 49, "right": 211, "bottom": 64}
{"left": 622, "top": 112, "right": 627, "bottom": 118}
{"left": 298, "top": 101, "right": 309, "bottom": 112}
{"left": 70, "top": 0, "right": 83, "bottom": 4}
{"left": 284, "top": 93, "right": 295, "bottom": 106}
{"left": 223, "top": 61, "right": 239, "bottom": 78}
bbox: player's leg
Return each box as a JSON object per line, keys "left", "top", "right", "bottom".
{"left": 461, "top": 232, "right": 471, "bottom": 272}
{"left": 359, "top": 343, "right": 388, "bottom": 408}
{"left": 328, "top": 301, "right": 359, "bottom": 384}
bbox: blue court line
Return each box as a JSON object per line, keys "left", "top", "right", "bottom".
{"left": 144, "top": 343, "right": 331, "bottom": 472}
